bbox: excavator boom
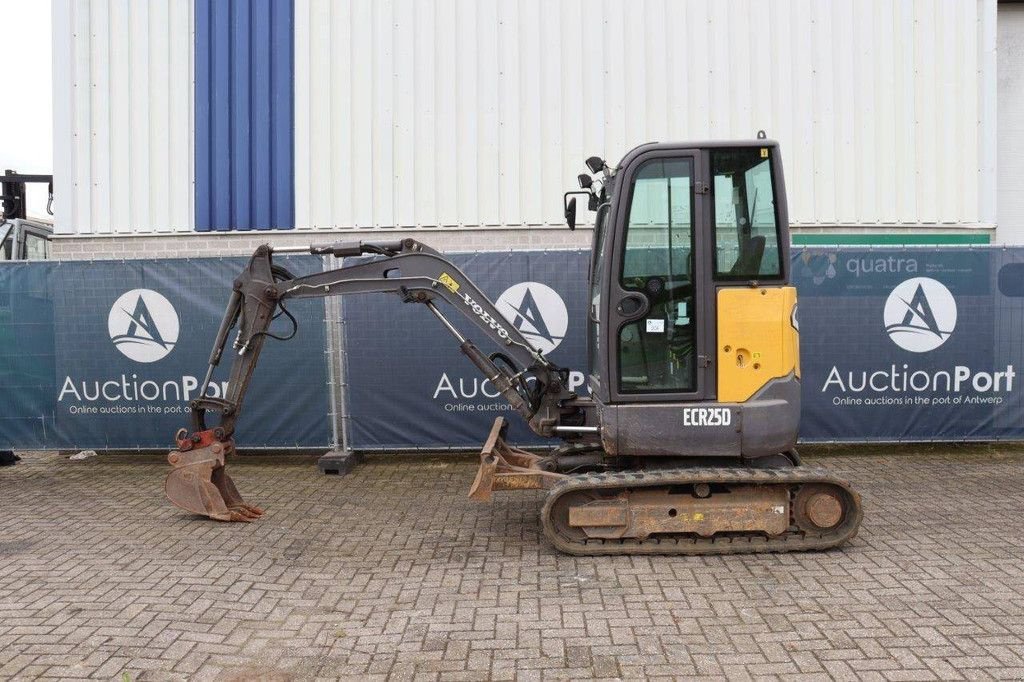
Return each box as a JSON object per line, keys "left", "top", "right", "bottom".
{"left": 165, "top": 238, "right": 584, "bottom": 521}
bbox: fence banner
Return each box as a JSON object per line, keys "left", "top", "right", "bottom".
{"left": 341, "top": 250, "right": 589, "bottom": 449}
{"left": 341, "top": 247, "right": 1024, "bottom": 449}
{"left": 3, "top": 247, "right": 1023, "bottom": 451}
{"left": 0, "top": 262, "right": 57, "bottom": 448}
{"left": 795, "top": 248, "right": 1023, "bottom": 441}
{"left": 0, "top": 256, "right": 330, "bottom": 449}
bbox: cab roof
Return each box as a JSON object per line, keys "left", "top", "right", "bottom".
{"left": 616, "top": 139, "right": 779, "bottom": 171}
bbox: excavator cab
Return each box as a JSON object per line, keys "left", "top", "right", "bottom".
{"left": 165, "top": 138, "right": 862, "bottom": 555}
{"left": 574, "top": 140, "right": 800, "bottom": 461}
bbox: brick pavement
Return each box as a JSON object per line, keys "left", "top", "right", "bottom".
{"left": 1, "top": 446, "right": 1023, "bottom": 680}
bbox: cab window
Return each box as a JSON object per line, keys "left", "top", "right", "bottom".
{"left": 618, "top": 157, "right": 696, "bottom": 393}
{"left": 24, "top": 231, "right": 50, "bottom": 260}
{"left": 588, "top": 199, "right": 612, "bottom": 379}
{"left": 711, "top": 148, "right": 782, "bottom": 279}
{"left": 0, "top": 224, "right": 12, "bottom": 260}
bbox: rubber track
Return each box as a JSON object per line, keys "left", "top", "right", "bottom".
{"left": 541, "top": 466, "right": 863, "bottom": 556}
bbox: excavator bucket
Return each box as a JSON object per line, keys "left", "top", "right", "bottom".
{"left": 165, "top": 437, "right": 263, "bottom": 522}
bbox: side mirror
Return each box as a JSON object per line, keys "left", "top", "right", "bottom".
{"left": 563, "top": 190, "right": 592, "bottom": 230}
{"left": 577, "top": 173, "right": 593, "bottom": 189}
{"left": 586, "top": 156, "right": 605, "bottom": 174}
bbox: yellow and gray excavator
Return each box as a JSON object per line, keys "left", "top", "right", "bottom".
{"left": 165, "top": 138, "right": 863, "bottom": 555}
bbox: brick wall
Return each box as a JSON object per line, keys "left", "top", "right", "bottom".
{"left": 50, "top": 224, "right": 996, "bottom": 260}
{"left": 50, "top": 228, "right": 595, "bottom": 260}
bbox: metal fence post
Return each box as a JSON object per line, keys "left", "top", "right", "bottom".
{"left": 317, "top": 254, "right": 362, "bottom": 475}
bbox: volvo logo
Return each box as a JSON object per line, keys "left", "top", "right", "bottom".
{"left": 108, "top": 289, "right": 180, "bottom": 363}
{"left": 883, "top": 277, "right": 956, "bottom": 353}
{"left": 495, "top": 282, "right": 568, "bottom": 354}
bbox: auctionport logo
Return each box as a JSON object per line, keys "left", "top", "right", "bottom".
{"left": 433, "top": 281, "right": 576, "bottom": 412}
{"left": 108, "top": 289, "right": 180, "bottom": 363}
{"left": 495, "top": 282, "right": 568, "bottom": 354}
{"left": 883, "top": 277, "right": 956, "bottom": 353}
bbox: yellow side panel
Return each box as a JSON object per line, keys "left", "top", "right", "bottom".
{"left": 717, "top": 286, "right": 800, "bottom": 403}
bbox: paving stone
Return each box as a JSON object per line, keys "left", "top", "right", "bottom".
{"left": 3, "top": 447, "right": 1024, "bottom": 679}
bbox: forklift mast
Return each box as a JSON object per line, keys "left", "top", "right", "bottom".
{"left": 1, "top": 170, "right": 53, "bottom": 221}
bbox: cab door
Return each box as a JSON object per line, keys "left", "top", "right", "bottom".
{"left": 606, "top": 149, "right": 713, "bottom": 403}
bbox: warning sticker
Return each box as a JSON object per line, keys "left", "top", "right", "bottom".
{"left": 438, "top": 272, "right": 460, "bottom": 293}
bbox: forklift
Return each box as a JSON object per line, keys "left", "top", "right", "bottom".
{"left": 0, "top": 170, "right": 53, "bottom": 261}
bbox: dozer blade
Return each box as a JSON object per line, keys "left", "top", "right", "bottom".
{"left": 165, "top": 439, "right": 263, "bottom": 522}
{"left": 468, "top": 418, "right": 563, "bottom": 501}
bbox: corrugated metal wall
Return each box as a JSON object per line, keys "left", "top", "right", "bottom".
{"left": 998, "top": 4, "right": 1024, "bottom": 244}
{"left": 54, "top": 0, "right": 997, "bottom": 235}
{"left": 52, "top": 0, "right": 194, "bottom": 235}
{"left": 194, "top": 0, "right": 294, "bottom": 231}
{"left": 294, "top": 0, "right": 997, "bottom": 231}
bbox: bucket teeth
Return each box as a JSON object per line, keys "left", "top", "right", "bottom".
{"left": 165, "top": 439, "right": 263, "bottom": 522}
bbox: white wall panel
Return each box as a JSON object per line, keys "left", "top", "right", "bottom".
{"left": 997, "top": 4, "right": 1024, "bottom": 244}
{"left": 295, "top": 0, "right": 997, "bottom": 231}
{"left": 54, "top": 0, "right": 996, "bottom": 234}
{"left": 52, "top": 0, "right": 193, "bottom": 235}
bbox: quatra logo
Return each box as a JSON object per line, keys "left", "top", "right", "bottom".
{"left": 495, "top": 282, "right": 568, "bottom": 354}
{"left": 797, "top": 251, "right": 837, "bottom": 286}
{"left": 883, "top": 277, "right": 956, "bottom": 353}
{"left": 108, "top": 289, "right": 180, "bottom": 363}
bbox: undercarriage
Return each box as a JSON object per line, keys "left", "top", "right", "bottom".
{"left": 470, "top": 418, "right": 861, "bottom": 555}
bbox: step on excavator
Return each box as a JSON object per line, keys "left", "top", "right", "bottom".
{"left": 166, "top": 138, "right": 863, "bottom": 555}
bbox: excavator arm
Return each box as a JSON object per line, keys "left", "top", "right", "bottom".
{"left": 165, "top": 238, "right": 582, "bottom": 521}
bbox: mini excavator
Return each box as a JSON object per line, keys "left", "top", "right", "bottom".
{"left": 165, "top": 139, "right": 863, "bottom": 555}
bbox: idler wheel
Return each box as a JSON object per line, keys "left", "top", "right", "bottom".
{"left": 795, "top": 484, "right": 845, "bottom": 532}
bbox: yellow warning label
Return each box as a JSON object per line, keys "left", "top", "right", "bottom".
{"left": 760, "top": 148, "right": 769, "bottom": 158}
{"left": 439, "top": 272, "right": 460, "bottom": 293}
{"left": 693, "top": 513, "right": 705, "bottom": 522}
